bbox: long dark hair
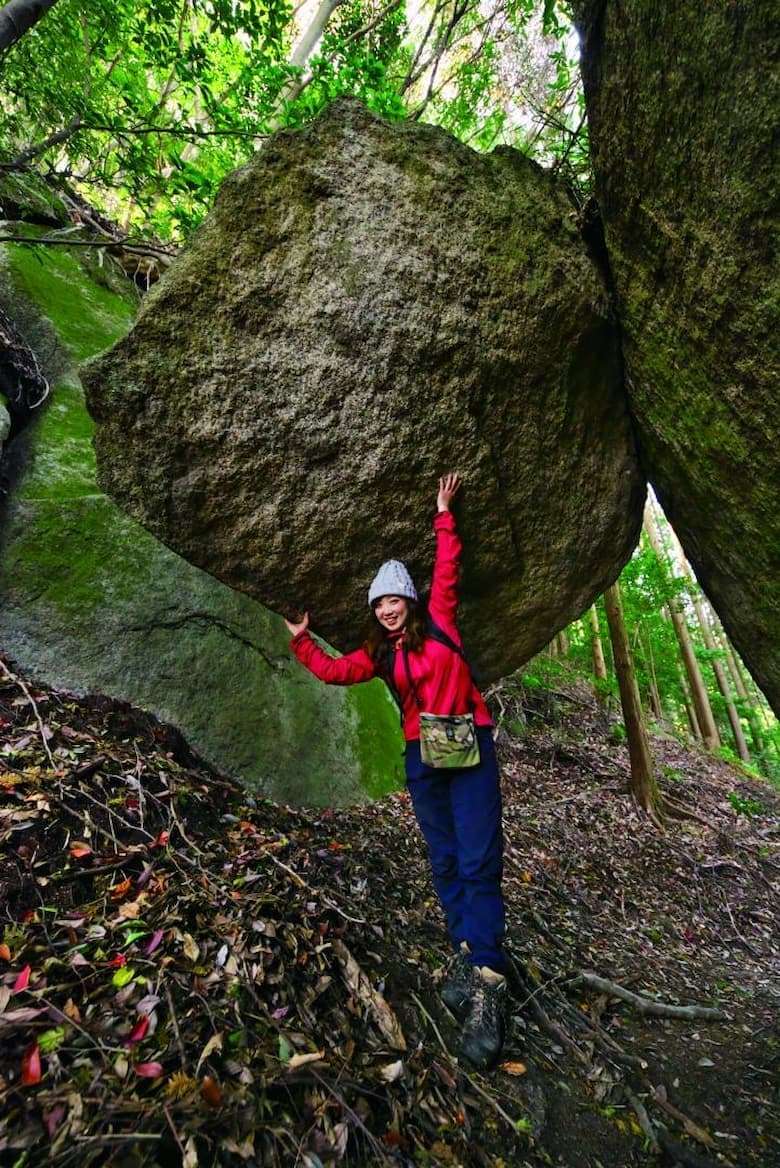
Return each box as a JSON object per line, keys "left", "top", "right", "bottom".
{"left": 364, "top": 596, "right": 428, "bottom": 680}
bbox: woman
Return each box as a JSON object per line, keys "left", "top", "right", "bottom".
{"left": 285, "top": 473, "right": 507, "bottom": 1070}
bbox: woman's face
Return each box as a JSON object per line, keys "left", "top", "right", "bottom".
{"left": 374, "top": 595, "right": 409, "bottom": 632}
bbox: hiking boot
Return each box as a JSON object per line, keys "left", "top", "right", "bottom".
{"left": 440, "top": 947, "right": 476, "bottom": 1020}
{"left": 460, "top": 966, "right": 508, "bottom": 1070}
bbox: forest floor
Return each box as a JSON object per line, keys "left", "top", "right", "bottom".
{"left": 0, "top": 656, "right": 778, "bottom": 1168}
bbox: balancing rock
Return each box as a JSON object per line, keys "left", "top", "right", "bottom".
{"left": 83, "top": 99, "right": 644, "bottom": 680}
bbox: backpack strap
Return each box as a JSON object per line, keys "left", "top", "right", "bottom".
{"left": 424, "top": 615, "right": 478, "bottom": 682}
{"left": 378, "top": 617, "right": 478, "bottom": 722}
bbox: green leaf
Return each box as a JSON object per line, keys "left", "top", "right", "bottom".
{"left": 112, "top": 965, "right": 136, "bottom": 988}
{"left": 38, "top": 1026, "right": 67, "bottom": 1053}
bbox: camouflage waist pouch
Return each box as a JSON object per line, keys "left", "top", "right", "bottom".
{"left": 419, "top": 712, "right": 480, "bottom": 769}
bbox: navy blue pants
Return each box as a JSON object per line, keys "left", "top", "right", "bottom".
{"left": 405, "top": 726, "right": 506, "bottom": 972}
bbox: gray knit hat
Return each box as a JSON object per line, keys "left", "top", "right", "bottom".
{"left": 368, "top": 559, "right": 418, "bottom": 608}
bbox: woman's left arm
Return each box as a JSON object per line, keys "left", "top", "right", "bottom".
{"left": 428, "top": 473, "right": 463, "bottom": 637}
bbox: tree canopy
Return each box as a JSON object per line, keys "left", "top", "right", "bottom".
{"left": 0, "top": 0, "right": 586, "bottom": 239}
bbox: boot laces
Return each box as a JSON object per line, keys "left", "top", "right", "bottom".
{"left": 469, "top": 979, "right": 503, "bottom": 1028}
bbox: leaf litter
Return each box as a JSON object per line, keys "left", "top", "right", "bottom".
{"left": 0, "top": 657, "right": 778, "bottom": 1167}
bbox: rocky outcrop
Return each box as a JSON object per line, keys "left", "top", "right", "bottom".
{"left": 575, "top": 1, "right": 780, "bottom": 713}
{"left": 0, "top": 226, "right": 402, "bottom": 805}
{"left": 83, "top": 99, "right": 644, "bottom": 681}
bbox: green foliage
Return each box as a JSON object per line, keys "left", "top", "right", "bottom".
{"left": 0, "top": 0, "right": 590, "bottom": 239}
{"left": 727, "top": 790, "right": 765, "bottom": 818}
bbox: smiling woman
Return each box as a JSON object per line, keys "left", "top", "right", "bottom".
{"left": 285, "top": 473, "right": 510, "bottom": 1070}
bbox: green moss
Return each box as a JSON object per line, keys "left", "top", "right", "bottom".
{"left": 4, "top": 233, "right": 135, "bottom": 361}
{"left": 347, "top": 680, "right": 405, "bottom": 798}
{"left": 18, "top": 381, "right": 97, "bottom": 500}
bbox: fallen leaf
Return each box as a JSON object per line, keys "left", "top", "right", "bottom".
{"left": 331, "top": 940, "right": 406, "bottom": 1051}
{"left": 182, "top": 933, "right": 200, "bottom": 962}
{"left": 500, "top": 1060, "right": 528, "bottom": 1076}
{"left": 183, "top": 1135, "right": 198, "bottom": 1168}
{"left": 21, "top": 1040, "right": 42, "bottom": 1085}
{"left": 201, "top": 1075, "right": 223, "bottom": 1108}
{"left": 110, "top": 878, "right": 133, "bottom": 901}
{"left": 0, "top": 943, "right": 11, "bottom": 961}
{"left": 379, "top": 1060, "right": 404, "bottom": 1082}
{"left": 112, "top": 965, "right": 136, "bottom": 988}
{"left": 144, "top": 929, "right": 165, "bottom": 955}
{"left": 43, "top": 1104, "right": 66, "bottom": 1140}
{"left": 135, "top": 1062, "right": 164, "bottom": 1078}
{"left": 69, "top": 842, "right": 92, "bottom": 860}
{"left": 195, "top": 1032, "right": 223, "bottom": 1073}
{"left": 13, "top": 964, "right": 31, "bottom": 993}
{"left": 125, "top": 1016, "right": 150, "bottom": 1045}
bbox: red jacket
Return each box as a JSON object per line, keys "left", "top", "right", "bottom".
{"left": 290, "top": 510, "right": 493, "bottom": 742}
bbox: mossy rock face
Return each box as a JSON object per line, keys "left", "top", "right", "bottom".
{"left": 83, "top": 98, "right": 645, "bottom": 683}
{"left": 575, "top": 1, "right": 780, "bottom": 713}
{"left": 0, "top": 172, "right": 69, "bottom": 225}
{"left": 0, "top": 231, "right": 403, "bottom": 804}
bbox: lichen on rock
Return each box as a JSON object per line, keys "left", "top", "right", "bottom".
{"left": 575, "top": 0, "right": 780, "bottom": 713}
{"left": 83, "top": 98, "right": 644, "bottom": 680}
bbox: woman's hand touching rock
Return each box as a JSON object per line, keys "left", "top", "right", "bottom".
{"left": 284, "top": 611, "right": 310, "bottom": 638}
{"left": 437, "top": 472, "right": 462, "bottom": 512}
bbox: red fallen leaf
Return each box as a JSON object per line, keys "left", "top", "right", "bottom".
{"left": 13, "top": 964, "right": 31, "bottom": 993}
{"left": 0, "top": 943, "right": 11, "bottom": 961}
{"left": 21, "top": 1040, "right": 42, "bottom": 1085}
{"left": 382, "top": 1130, "right": 402, "bottom": 1147}
{"left": 69, "top": 842, "right": 92, "bottom": 860}
{"left": 239, "top": 820, "right": 257, "bottom": 835}
{"left": 135, "top": 1062, "right": 164, "bottom": 1078}
{"left": 125, "top": 1016, "right": 150, "bottom": 1046}
{"left": 107, "top": 953, "right": 127, "bottom": 968}
{"left": 328, "top": 840, "right": 344, "bottom": 852}
{"left": 20, "top": 909, "right": 37, "bottom": 923}
{"left": 149, "top": 830, "right": 169, "bottom": 849}
{"left": 110, "top": 878, "right": 133, "bottom": 901}
{"left": 144, "top": 929, "right": 164, "bottom": 955}
{"left": 201, "top": 1075, "right": 223, "bottom": 1108}
{"left": 125, "top": 795, "right": 140, "bottom": 811}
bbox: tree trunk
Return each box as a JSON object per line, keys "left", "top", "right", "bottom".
{"left": 678, "top": 668, "right": 702, "bottom": 740}
{"left": 711, "top": 615, "right": 765, "bottom": 755}
{"left": 603, "top": 580, "right": 662, "bottom": 823}
{"left": 556, "top": 629, "right": 569, "bottom": 655}
{"left": 643, "top": 501, "right": 721, "bottom": 750}
{"left": 0, "top": 0, "right": 58, "bottom": 53}
{"left": 588, "top": 604, "right": 608, "bottom": 701}
{"left": 664, "top": 520, "right": 750, "bottom": 761}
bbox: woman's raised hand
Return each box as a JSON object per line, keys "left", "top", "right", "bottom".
{"left": 284, "top": 610, "right": 310, "bottom": 637}
{"left": 437, "top": 472, "right": 462, "bottom": 512}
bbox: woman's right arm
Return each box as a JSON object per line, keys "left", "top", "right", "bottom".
{"left": 289, "top": 625, "right": 376, "bottom": 686}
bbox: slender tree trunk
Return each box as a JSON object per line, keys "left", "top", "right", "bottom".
{"left": 588, "top": 604, "right": 608, "bottom": 701}
{"left": 678, "top": 668, "right": 702, "bottom": 740}
{"left": 641, "top": 626, "right": 664, "bottom": 721}
{"left": 603, "top": 581, "right": 662, "bottom": 823}
{"left": 643, "top": 502, "right": 721, "bottom": 750}
{"left": 711, "top": 617, "right": 765, "bottom": 754}
{"left": 556, "top": 629, "right": 569, "bottom": 655}
{"left": 664, "top": 522, "right": 750, "bottom": 761}
{"left": 0, "top": 0, "right": 58, "bottom": 53}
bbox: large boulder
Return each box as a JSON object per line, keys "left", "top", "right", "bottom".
{"left": 0, "top": 228, "right": 402, "bottom": 805}
{"left": 83, "top": 99, "right": 644, "bottom": 680}
{"left": 575, "top": 1, "right": 780, "bottom": 713}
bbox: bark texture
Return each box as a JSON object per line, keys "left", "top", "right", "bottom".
{"left": 83, "top": 98, "right": 644, "bottom": 680}
{"left": 575, "top": 0, "right": 780, "bottom": 714}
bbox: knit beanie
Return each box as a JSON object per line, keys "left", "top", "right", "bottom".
{"left": 368, "top": 559, "right": 418, "bottom": 608}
